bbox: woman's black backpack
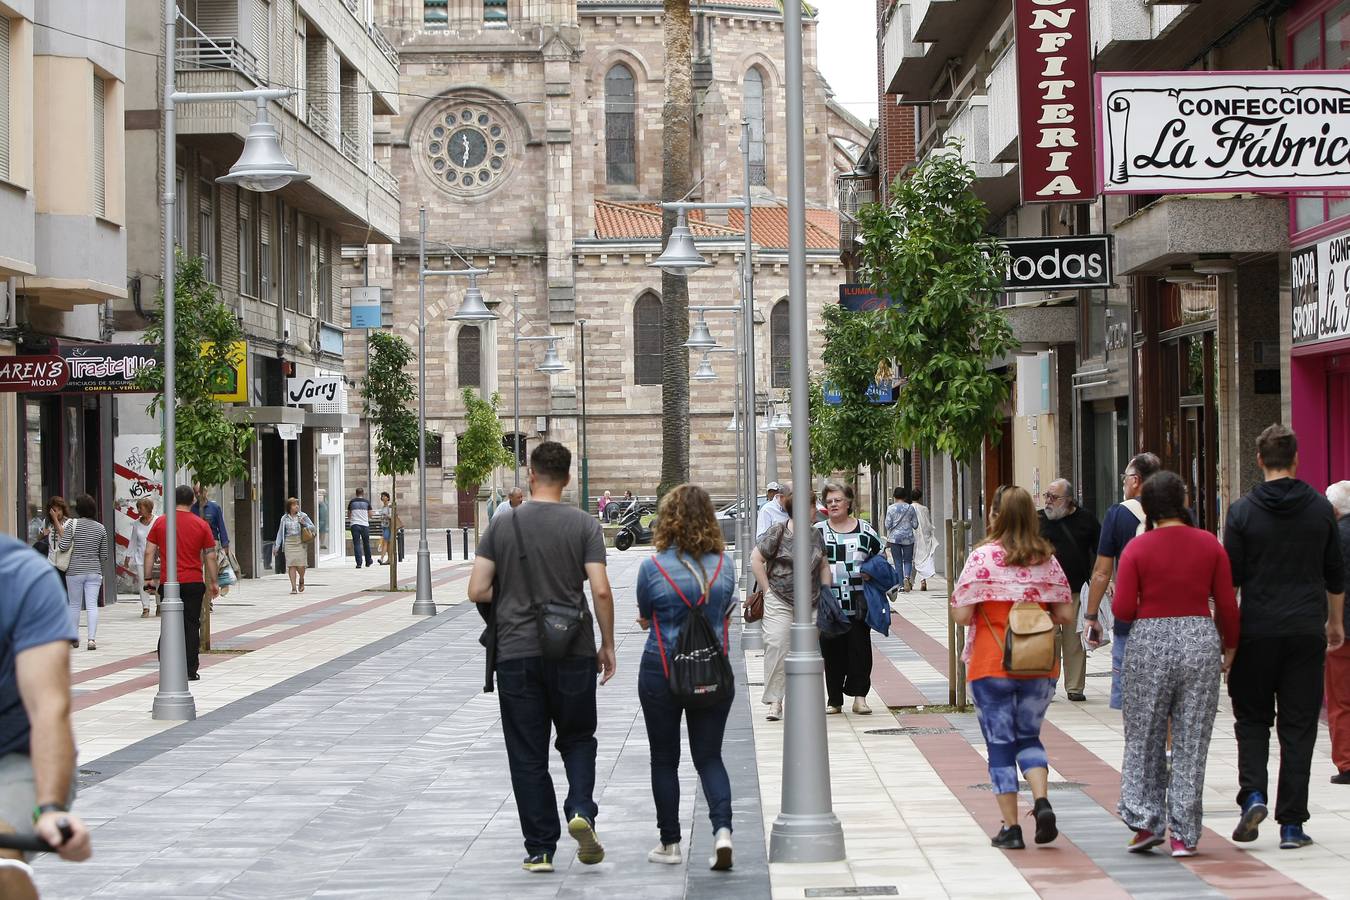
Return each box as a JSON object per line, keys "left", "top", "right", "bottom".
{"left": 652, "top": 554, "right": 735, "bottom": 709}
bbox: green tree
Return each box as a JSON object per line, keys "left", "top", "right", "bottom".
{"left": 363, "top": 330, "right": 419, "bottom": 590}
{"left": 136, "top": 253, "right": 253, "bottom": 488}
{"left": 455, "top": 389, "right": 513, "bottom": 532}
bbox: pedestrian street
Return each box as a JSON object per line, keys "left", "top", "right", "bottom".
{"left": 29, "top": 547, "right": 1350, "bottom": 899}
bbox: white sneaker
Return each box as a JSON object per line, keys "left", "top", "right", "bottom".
{"left": 826, "top": 705, "right": 843, "bottom": 715}
{"left": 648, "top": 842, "right": 682, "bottom": 865}
{"left": 852, "top": 697, "right": 872, "bottom": 715}
{"left": 766, "top": 701, "right": 783, "bottom": 721}
{"left": 710, "top": 827, "right": 734, "bottom": 871}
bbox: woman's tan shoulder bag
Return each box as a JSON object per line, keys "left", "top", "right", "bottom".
{"left": 980, "top": 602, "right": 1057, "bottom": 676}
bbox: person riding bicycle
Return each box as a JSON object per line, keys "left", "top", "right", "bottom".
{"left": 0, "top": 532, "right": 92, "bottom": 896}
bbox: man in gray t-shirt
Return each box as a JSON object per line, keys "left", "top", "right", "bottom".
{"left": 467, "top": 441, "right": 615, "bottom": 873}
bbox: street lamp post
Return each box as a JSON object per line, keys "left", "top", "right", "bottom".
{"left": 508, "top": 292, "right": 569, "bottom": 489}
{"left": 154, "top": 0, "right": 307, "bottom": 721}
{"left": 577, "top": 319, "right": 589, "bottom": 512}
{"left": 769, "top": 0, "right": 846, "bottom": 862}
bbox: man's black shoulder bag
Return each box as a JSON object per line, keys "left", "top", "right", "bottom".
{"left": 511, "top": 508, "right": 588, "bottom": 660}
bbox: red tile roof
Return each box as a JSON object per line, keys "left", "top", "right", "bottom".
{"left": 594, "top": 200, "right": 839, "bottom": 250}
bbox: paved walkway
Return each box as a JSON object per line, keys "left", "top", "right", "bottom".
{"left": 29, "top": 544, "right": 1350, "bottom": 898}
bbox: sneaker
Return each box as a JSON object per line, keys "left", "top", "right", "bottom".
{"left": 991, "top": 824, "right": 1025, "bottom": 850}
{"left": 920, "top": 580, "right": 928, "bottom": 591}
{"left": 1032, "top": 798, "right": 1058, "bottom": 844}
{"left": 70, "top": 640, "right": 79, "bottom": 648}
{"left": 140, "top": 608, "right": 150, "bottom": 618}
{"left": 1232, "top": 792, "right": 1267, "bottom": 843}
{"left": 1279, "top": 825, "right": 1313, "bottom": 849}
{"left": 86, "top": 640, "right": 96, "bottom": 651}
{"left": 1331, "top": 770, "right": 1350, "bottom": 785}
{"left": 1127, "top": 830, "right": 1165, "bottom": 853}
{"left": 1169, "top": 837, "right": 1197, "bottom": 857}
{"left": 521, "top": 853, "right": 554, "bottom": 873}
{"left": 766, "top": 701, "right": 782, "bottom": 721}
{"left": 568, "top": 814, "right": 605, "bottom": 864}
{"left": 852, "top": 697, "right": 872, "bottom": 715}
{"left": 826, "top": 705, "right": 843, "bottom": 715}
{"left": 648, "top": 842, "right": 682, "bottom": 865}
{"left": 709, "top": 827, "right": 733, "bottom": 871}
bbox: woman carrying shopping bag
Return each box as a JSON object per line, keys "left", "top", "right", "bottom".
{"left": 275, "top": 498, "right": 316, "bottom": 594}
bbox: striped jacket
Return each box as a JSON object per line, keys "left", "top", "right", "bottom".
{"left": 57, "top": 518, "right": 110, "bottom": 576}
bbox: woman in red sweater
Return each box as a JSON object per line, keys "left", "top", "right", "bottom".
{"left": 1113, "top": 470, "right": 1239, "bottom": 857}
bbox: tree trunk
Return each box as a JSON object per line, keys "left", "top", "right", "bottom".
{"left": 389, "top": 479, "right": 398, "bottom": 592}
{"left": 658, "top": 0, "right": 694, "bottom": 497}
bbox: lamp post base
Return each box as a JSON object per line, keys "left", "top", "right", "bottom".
{"left": 151, "top": 585, "right": 197, "bottom": 721}
{"left": 741, "top": 618, "right": 765, "bottom": 652}
{"left": 769, "top": 811, "right": 846, "bottom": 862}
{"left": 411, "top": 545, "right": 437, "bottom": 615}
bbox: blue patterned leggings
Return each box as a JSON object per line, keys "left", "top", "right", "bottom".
{"left": 970, "top": 676, "right": 1057, "bottom": 794}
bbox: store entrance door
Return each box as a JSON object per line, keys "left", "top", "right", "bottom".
{"left": 1329, "top": 369, "right": 1350, "bottom": 483}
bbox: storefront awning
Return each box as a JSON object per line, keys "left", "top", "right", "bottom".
{"left": 305, "top": 412, "right": 361, "bottom": 431}
{"left": 225, "top": 406, "right": 307, "bottom": 427}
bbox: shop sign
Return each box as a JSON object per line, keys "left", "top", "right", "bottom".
{"left": 0, "top": 344, "right": 160, "bottom": 393}
{"left": 1292, "top": 233, "right": 1350, "bottom": 346}
{"left": 1097, "top": 71, "right": 1350, "bottom": 194}
{"left": 822, "top": 380, "right": 894, "bottom": 405}
{"left": 286, "top": 374, "right": 343, "bottom": 406}
{"left": 838, "top": 284, "right": 897, "bottom": 311}
{"left": 203, "top": 341, "right": 247, "bottom": 403}
{"left": 1014, "top": 0, "right": 1095, "bottom": 203}
{"left": 1001, "top": 235, "right": 1112, "bottom": 291}
{"left": 350, "top": 286, "right": 383, "bottom": 329}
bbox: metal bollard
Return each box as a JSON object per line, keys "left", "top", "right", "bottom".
{"left": 446, "top": 529, "right": 452, "bottom": 560}
{"left": 462, "top": 528, "right": 470, "bottom": 559}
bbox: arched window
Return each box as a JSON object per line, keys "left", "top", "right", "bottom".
{"left": 744, "top": 68, "right": 767, "bottom": 187}
{"left": 457, "top": 325, "right": 481, "bottom": 388}
{"left": 770, "top": 298, "right": 790, "bottom": 388}
{"left": 634, "top": 292, "right": 662, "bottom": 385}
{"left": 605, "top": 64, "right": 637, "bottom": 185}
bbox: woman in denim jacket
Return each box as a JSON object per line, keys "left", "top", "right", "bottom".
{"left": 636, "top": 483, "right": 738, "bottom": 872}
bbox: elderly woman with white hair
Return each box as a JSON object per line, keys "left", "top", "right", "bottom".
{"left": 1327, "top": 480, "right": 1350, "bottom": 785}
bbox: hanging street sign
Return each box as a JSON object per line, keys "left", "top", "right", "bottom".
{"left": 1001, "top": 235, "right": 1113, "bottom": 292}
{"left": 1096, "top": 71, "right": 1350, "bottom": 194}
{"left": 1014, "top": 0, "right": 1095, "bottom": 203}
{"left": 350, "top": 286, "right": 383, "bottom": 329}
{"left": 822, "top": 380, "right": 895, "bottom": 406}
{"left": 838, "top": 284, "right": 898, "bottom": 311}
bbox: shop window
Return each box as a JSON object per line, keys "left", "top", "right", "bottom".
{"left": 1290, "top": 1, "right": 1350, "bottom": 235}
{"left": 634, "top": 292, "right": 662, "bottom": 385}
{"left": 770, "top": 298, "right": 789, "bottom": 388}
{"left": 605, "top": 64, "right": 636, "bottom": 185}
{"left": 458, "top": 325, "right": 481, "bottom": 387}
{"left": 744, "top": 68, "right": 766, "bottom": 187}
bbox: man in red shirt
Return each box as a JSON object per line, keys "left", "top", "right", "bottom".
{"left": 143, "top": 485, "right": 218, "bottom": 681}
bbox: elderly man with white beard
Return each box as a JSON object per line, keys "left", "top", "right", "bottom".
{"left": 1038, "top": 479, "right": 1101, "bottom": 702}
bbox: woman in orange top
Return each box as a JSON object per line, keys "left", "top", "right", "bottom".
{"left": 953, "top": 485, "right": 1075, "bottom": 850}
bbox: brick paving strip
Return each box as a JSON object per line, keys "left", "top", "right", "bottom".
{"left": 69, "top": 567, "right": 471, "bottom": 711}
{"left": 882, "top": 606, "right": 1319, "bottom": 899}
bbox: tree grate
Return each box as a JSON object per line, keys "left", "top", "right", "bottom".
{"left": 866, "top": 726, "right": 956, "bottom": 736}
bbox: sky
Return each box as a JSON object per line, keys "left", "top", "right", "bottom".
{"left": 815, "top": 0, "right": 880, "bottom": 126}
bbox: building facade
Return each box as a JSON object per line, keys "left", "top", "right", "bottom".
{"left": 1, "top": 0, "right": 127, "bottom": 584}
{"left": 117, "top": 0, "right": 401, "bottom": 576}
{"left": 346, "top": 0, "right": 871, "bottom": 527}
{"left": 880, "top": 0, "right": 1345, "bottom": 534}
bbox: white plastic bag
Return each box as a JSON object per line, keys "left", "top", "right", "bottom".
{"left": 1077, "top": 582, "right": 1113, "bottom": 650}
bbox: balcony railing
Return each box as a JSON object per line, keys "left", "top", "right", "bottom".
{"left": 370, "top": 158, "right": 399, "bottom": 197}
{"left": 340, "top": 132, "right": 361, "bottom": 166}
{"left": 368, "top": 23, "right": 398, "bottom": 69}
{"left": 175, "top": 36, "right": 261, "bottom": 85}
{"left": 307, "top": 102, "right": 335, "bottom": 144}
{"left": 339, "top": 0, "right": 358, "bottom": 15}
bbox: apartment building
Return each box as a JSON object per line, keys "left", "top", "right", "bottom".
{"left": 1, "top": 1, "right": 127, "bottom": 566}
{"left": 118, "top": 0, "right": 401, "bottom": 578}
{"left": 879, "top": 0, "right": 1345, "bottom": 532}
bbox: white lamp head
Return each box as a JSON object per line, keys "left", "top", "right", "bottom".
{"left": 537, "top": 339, "right": 567, "bottom": 375}
{"left": 684, "top": 316, "right": 717, "bottom": 351}
{"left": 217, "top": 100, "right": 309, "bottom": 192}
{"left": 649, "top": 209, "right": 711, "bottom": 276}
{"left": 692, "top": 353, "right": 717, "bottom": 381}
{"left": 449, "top": 271, "right": 497, "bottom": 321}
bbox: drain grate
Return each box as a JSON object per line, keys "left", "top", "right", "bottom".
{"left": 865, "top": 726, "right": 956, "bottom": 736}
{"left": 805, "top": 888, "right": 899, "bottom": 898}
{"left": 970, "top": 780, "right": 1086, "bottom": 792}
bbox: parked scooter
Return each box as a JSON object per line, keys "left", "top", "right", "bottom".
{"left": 613, "top": 502, "right": 655, "bottom": 551}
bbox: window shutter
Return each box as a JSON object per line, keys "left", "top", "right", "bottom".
{"left": 251, "top": 0, "right": 270, "bottom": 80}
{"left": 0, "top": 18, "right": 10, "bottom": 182}
{"left": 92, "top": 75, "right": 106, "bottom": 217}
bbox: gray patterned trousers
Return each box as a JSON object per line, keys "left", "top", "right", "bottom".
{"left": 1118, "top": 616, "right": 1222, "bottom": 848}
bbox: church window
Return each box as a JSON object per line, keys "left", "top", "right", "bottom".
{"left": 605, "top": 64, "right": 637, "bottom": 185}
{"left": 483, "top": 0, "right": 507, "bottom": 27}
{"left": 744, "top": 68, "right": 767, "bottom": 187}
{"left": 424, "top": 1, "right": 448, "bottom": 28}
{"left": 770, "top": 298, "right": 789, "bottom": 388}
{"left": 634, "top": 292, "right": 662, "bottom": 385}
{"left": 458, "top": 325, "right": 481, "bottom": 388}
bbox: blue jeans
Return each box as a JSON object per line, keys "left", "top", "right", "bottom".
{"left": 66, "top": 572, "right": 101, "bottom": 641}
{"left": 638, "top": 657, "right": 733, "bottom": 844}
{"left": 497, "top": 655, "right": 600, "bottom": 857}
{"left": 349, "top": 524, "right": 372, "bottom": 565}
{"left": 889, "top": 541, "right": 914, "bottom": 582}
{"left": 970, "top": 676, "right": 1056, "bottom": 794}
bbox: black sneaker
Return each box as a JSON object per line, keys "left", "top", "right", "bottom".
{"left": 991, "top": 824, "right": 1025, "bottom": 849}
{"left": 521, "top": 853, "right": 554, "bottom": 873}
{"left": 1032, "top": 798, "right": 1058, "bottom": 844}
{"left": 568, "top": 814, "right": 605, "bottom": 864}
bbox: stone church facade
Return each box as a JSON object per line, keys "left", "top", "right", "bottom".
{"left": 347, "top": 0, "right": 872, "bottom": 525}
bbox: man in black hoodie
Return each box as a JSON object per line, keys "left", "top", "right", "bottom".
{"left": 1224, "top": 424, "right": 1345, "bottom": 850}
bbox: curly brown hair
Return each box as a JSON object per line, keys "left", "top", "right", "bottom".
{"left": 652, "top": 484, "right": 724, "bottom": 556}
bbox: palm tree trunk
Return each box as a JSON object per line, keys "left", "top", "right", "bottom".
{"left": 659, "top": 0, "right": 694, "bottom": 497}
